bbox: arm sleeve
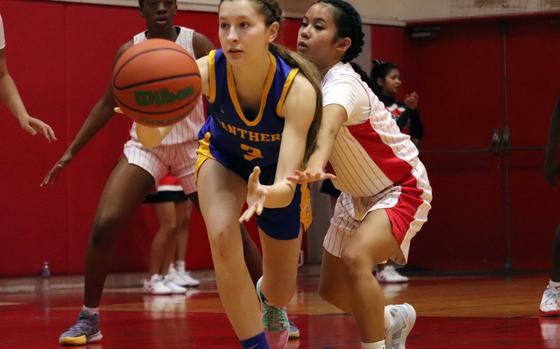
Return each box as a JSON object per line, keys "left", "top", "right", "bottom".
{"left": 0, "top": 15, "right": 5, "bottom": 50}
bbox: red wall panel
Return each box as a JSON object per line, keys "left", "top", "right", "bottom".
{"left": 0, "top": 1, "right": 68, "bottom": 276}
{"left": 401, "top": 17, "right": 560, "bottom": 271}
{"left": 1, "top": 0, "right": 557, "bottom": 276}
{"left": 506, "top": 18, "right": 560, "bottom": 270}
{"left": 398, "top": 22, "right": 508, "bottom": 270}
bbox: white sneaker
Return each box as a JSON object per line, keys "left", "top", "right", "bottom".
{"left": 540, "top": 285, "right": 560, "bottom": 316}
{"left": 385, "top": 303, "right": 416, "bottom": 349}
{"left": 174, "top": 271, "right": 200, "bottom": 287}
{"left": 164, "top": 275, "right": 188, "bottom": 294}
{"left": 144, "top": 274, "right": 172, "bottom": 295}
{"left": 376, "top": 265, "right": 409, "bottom": 284}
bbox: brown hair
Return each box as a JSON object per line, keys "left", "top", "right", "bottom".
{"left": 219, "top": 0, "right": 323, "bottom": 163}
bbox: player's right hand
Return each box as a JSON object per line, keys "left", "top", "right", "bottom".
{"left": 20, "top": 115, "right": 57, "bottom": 142}
{"left": 239, "top": 167, "right": 268, "bottom": 223}
{"left": 41, "top": 153, "right": 73, "bottom": 186}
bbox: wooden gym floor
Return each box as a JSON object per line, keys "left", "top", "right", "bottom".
{"left": 0, "top": 268, "right": 555, "bottom": 348}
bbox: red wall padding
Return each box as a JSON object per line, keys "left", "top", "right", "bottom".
{"left": 377, "top": 19, "right": 560, "bottom": 271}
{"left": 1, "top": 0, "right": 558, "bottom": 276}
{"left": 505, "top": 18, "right": 560, "bottom": 270}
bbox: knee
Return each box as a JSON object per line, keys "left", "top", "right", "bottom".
{"left": 89, "top": 214, "right": 122, "bottom": 248}
{"left": 340, "top": 249, "right": 371, "bottom": 281}
{"left": 207, "top": 229, "right": 237, "bottom": 262}
{"left": 159, "top": 223, "right": 178, "bottom": 238}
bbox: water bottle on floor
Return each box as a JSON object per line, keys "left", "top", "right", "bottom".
{"left": 40, "top": 261, "right": 51, "bottom": 278}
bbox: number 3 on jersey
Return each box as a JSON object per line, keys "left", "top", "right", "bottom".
{"left": 241, "top": 144, "right": 264, "bottom": 161}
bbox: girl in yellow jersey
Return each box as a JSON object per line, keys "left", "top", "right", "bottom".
{"left": 194, "top": 1, "right": 322, "bottom": 348}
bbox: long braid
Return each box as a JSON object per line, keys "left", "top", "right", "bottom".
{"left": 316, "top": 0, "right": 364, "bottom": 62}
{"left": 349, "top": 62, "right": 374, "bottom": 90}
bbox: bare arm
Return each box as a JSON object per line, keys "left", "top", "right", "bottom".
{"left": 306, "top": 104, "right": 346, "bottom": 171}
{"left": 288, "top": 103, "right": 346, "bottom": 184}
{"left": 265, "top": 74, "right": 316, "bottom": 206}
{"left": 41, "top": 42, "right": 132, "bottom": 185}
{"left": 240, "top": 75, "right": 317, "bottom": 222}
{"left": 197, "top": 55, "right": 210, "bottom": 99}
{"left": 192, "top": 32, "right": 214, "bottom": 58}
{"left": 545, "top": 95, "right": 560, "bottom": 186}
{"left": 0, "top": 49, "right": 56, "bottom": 141}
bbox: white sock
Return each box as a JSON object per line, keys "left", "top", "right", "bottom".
{"left": 361, "top": 340, "right": 385, "bottom": 349}
{"left": 550, "top": 280, "right": 560, "bottom": 289}
{"left": 83, "top": 305, "right": 99, "bottom": 315}
{"left": 168, "top": 263, "right": 176, "bottom": 274}
{"left": 176, "top": 260, "right": 186, "bottom": 273}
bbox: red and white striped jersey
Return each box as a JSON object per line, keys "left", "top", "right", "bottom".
{"left": 323, "top": 62, "right": 425, "bottom": 198}
{"left": 129, "top": 26, "right": 205, "bottom": 145}
{"left": 0, "top": 15, "right": 5, "bottom": 50}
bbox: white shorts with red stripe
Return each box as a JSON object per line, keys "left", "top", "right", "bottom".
{"left": 323, "top": 165, "right": 432, "bottom": 264}
{"left": 123, "top": 139, "right": 198, "bottom": 195}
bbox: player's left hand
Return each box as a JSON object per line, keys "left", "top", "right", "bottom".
{"left": 240, "top": 166, "right": 268, "bottom": 223}
{"left": 287, "top": 168, "right": 335, "bottom": 184}
{"left": 20, "top": 115, "right": 57, "bottom": 142}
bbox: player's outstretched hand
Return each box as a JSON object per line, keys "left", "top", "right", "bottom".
{"left": 21, "top": 115, "right": 57, "bottom": 142}
{"left": 287, "top": 168, "right": 335, "bottom": 184}
{"left": 240, "top": 167, "right": 268, "bottom": 223}
{"left": 41, "top": 153, "right": 73, "bottom": 187}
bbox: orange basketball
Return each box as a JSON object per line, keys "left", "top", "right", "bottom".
{"left": 112, "top": 38, "right": 201, "bottom": 127}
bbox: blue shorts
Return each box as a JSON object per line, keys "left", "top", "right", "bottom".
{"left": 196, "top": 136, "right": 302, "bottom": 240}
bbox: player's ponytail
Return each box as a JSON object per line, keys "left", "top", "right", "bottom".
{"left": 269, "top": 44, "right": 322, "bottom": 164}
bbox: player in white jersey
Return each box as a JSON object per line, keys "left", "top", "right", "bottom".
{"left": 39, "top": 1, "right": 214, "bottom": 345}
{"left": 0, "top": 14, "right": 56, "bottom": 141}
{"left": 291, "top": 1, "right": 432, "bottom": 348}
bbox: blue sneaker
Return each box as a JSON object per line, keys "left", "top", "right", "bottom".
{"left": 256, "top": 277, "right": 289, "bottom": 348}
{"left": 59, "top": 310, "right": 102, "bottom": 346}
{"left": 288, "top": 319, "right": 300, "bottom": 339}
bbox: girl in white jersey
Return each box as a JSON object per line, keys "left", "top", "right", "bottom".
{"left": 292, "top": 1, "right": 432, "bottom": 348}
{"left": 41, "top": 1, "right": 215, "bottom": 345}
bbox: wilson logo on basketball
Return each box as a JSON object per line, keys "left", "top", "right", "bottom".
{"left": 134, "top": 86, "right": 194, "bottom": 107}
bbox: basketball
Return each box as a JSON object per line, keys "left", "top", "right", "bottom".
{"left": 112, "top": 38, "right": 201, "bottom": 127}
